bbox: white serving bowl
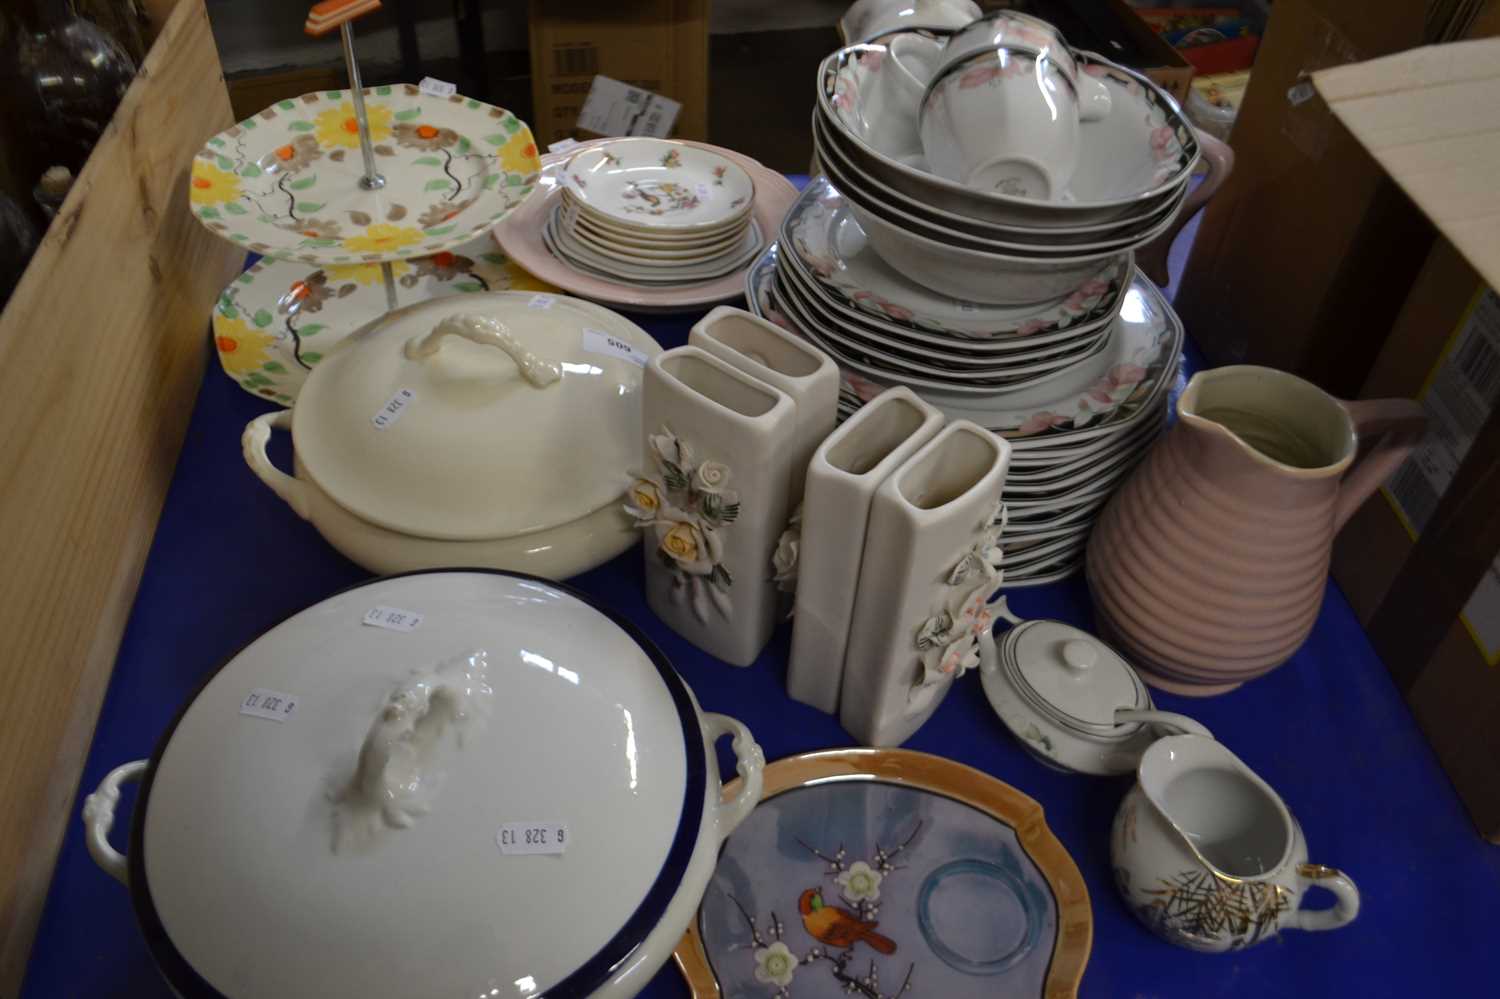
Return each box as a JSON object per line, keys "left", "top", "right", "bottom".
{"left": 847, "top": 197, "right": 1124, "bottom": 304}
{"left": 820, "top": 39, "right": 1200, "bottom": 225}
{"left": 81, "top": 569, "right": 765, "bottom": 999}
{"left": 816, "top": 121, "right": 1179, "bottom": 257}
{"left": 813, "top": 108, "right": 1186, "bottom": 245}
{"left": 242, "top": 293, "right": 662, "bottom": 577}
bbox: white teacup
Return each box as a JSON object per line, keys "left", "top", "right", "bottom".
{"left": 862, "top": 30, "right": 949, "bottom": 157}
{"left": 920, "top": 46, "right": 1091, "bottom": 200}
{"left": 942, "top": 10, "right": 1113, "bottom": 120}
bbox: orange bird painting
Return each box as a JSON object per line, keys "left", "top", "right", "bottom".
{"left": 797, "top": 888, "right": 897, "bottom": 955}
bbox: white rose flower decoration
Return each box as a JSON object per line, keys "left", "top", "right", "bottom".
{"left": 752, "top": 941, "right": 797, "bottom": 988}
{"left": 837, "top": 860, "right": 884, "bottom": 902}
{"left": 695, "top": 460, "right": 731, "bottom": 494}
{"left": 772, "top": 524, "right": 800, "bottom": 591}
{"left": 653, "top": 517, "right": 714, "bottom": 576}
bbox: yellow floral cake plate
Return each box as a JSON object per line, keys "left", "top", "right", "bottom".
{"left": 211, "top": 234, "right": 555, "bottom": 404}
{"left": 190, "top": 85, "right": 540, "bottom": 265}
{"left": 674, "top": 748, "right": 1092, "bottom": 998}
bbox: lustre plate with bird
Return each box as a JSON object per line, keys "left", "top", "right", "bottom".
{"left": 674, "top": 749, "right": 1091, "bottom": 998}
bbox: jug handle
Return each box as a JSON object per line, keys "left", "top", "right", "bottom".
{"left": 1290, "top": 863, "right": 1361, "bottom": 932}
{"left": 1136, "top": 129, "right": 1234, "bottom": 287}
{"left": 1333, "top": 398, "right": 1428, "bottom": 531}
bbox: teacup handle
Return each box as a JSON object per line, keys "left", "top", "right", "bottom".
{"left": 1136, "top": 128, "right": 1234, "bottom": 286}
{"left": 1333, "top": 398, "right": 1428, "bottom": 531}
{"left": 1290, "top": 863, "right": 1361, "bottom": 932}
{"left": 1076, "top": 72, "right": 1113, "bottom": 122}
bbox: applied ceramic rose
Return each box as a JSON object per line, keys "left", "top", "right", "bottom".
{"left": 1087, "top": 366, "right": 1427, "bottom": 694}
{"left": 634, "top": 346, "right": 798, "bottom": 666}
{"left": 840, "top": 420, "right": 1012, "bottom": 746}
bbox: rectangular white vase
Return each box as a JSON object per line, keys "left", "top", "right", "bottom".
{"left": 786, "top": 387, "right": 944, "bottom": 713}
{"left": 840, "top": 421, "right": 1013, "bottom": 747}
{"left": 688, "top": 305, "right": 840, "bottom": 504}
{"left": 635, "top": 346, "right": 797, "bottom": 666}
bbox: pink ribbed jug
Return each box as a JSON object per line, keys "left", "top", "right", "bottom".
{"left": 1086, "top": 366, "right": 1425, "bottom": 696}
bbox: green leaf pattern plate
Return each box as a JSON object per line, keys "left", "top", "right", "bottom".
{"left": 212, "top": 236, "right": 557, "bottom": 404}
{"left": 190, "top": 85, "right": 540, "bottom": 265}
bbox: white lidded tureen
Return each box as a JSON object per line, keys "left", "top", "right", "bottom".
{"left": 978, "top": 597, "right": 1209, "bottom": 775}
{"left": 82, "top": 570, "right": 764, "bottom": 999}
{"left": 242, "top": 291, "right": 662, "bottom": 579}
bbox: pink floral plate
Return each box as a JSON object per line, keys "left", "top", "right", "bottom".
{"left": 493, "top": 140, "right": 797, "bottom": 313}
{"left": 211, "top": 234, "right": 555, "bottom": 405}
{"left": 190, "top": 85, "right": 540, "bottom": 265}
{"left": 749, "top": 243, "right": 1183, "bottom": 442}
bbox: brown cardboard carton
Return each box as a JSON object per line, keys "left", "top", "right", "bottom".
{"left": 1320, "top": 39, "right": 1500, "bottom": 840}
{"left": 528, "top": 0, "right": 708, "bottom": 147}
{"left": 1172, "top": 0, "right": 1499, "bottom": 398}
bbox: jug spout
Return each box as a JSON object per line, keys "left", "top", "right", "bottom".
{"left": 1137, "top": 734, "right": 1293, "bottom": 881}
{"left": 1176, "top": 366, "right": 1357, "bottom": 477}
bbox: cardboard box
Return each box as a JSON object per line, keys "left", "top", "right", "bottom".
{"left": 1172, "top": 0, "right": 1499, "bottom": 398}
{"left": 527, "top": 0, "right": 708, "bottom": 147}
{"left": 1320, "top": 40, "right": 1500, "bottom": 840}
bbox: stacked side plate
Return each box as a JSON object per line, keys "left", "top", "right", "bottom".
{"left": 547, "top": 137, "right": 765, "bottom": 286}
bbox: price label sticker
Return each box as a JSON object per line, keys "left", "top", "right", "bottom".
{"left": 371, "top": 388, "right": 415, "bottom": 430}
{"left": 497, "top": 822, "right": 569, "bottom": 856}
{"left": 528, "top": 294, "right": 556, "bottom": 310}
{"left": 547, "top": 137, "right": 580, "bottom": 155}
{"left": 363, "top": 606, "right": 424, "bottom": 632}
{"left": 419, "top": 77, "right": 457, "bottom": 98}
{"left": 241, "top": 688, "right": 299, "bottom": 722}
{"left": 582, "top": 328, "right": 649, "bottom": 367}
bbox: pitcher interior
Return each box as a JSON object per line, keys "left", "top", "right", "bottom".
{"left": 1161, "top": 766, "right": 1290, "bottom": 878}
{"left": 1185, "top": 367, "right": 1355, "bottom": 471}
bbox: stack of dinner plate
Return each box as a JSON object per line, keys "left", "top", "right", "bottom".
{"left": 545, "top": 137, "right": 765, "bottom": 286}
{"left": 747, "top": 220, "right": 1184, "bottom": 586}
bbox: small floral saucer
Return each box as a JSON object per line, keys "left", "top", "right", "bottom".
{"left": 560, "top": 138, "right": 755, "bottom": 232}
{"left": 211, "top": 235, "right": 556, "bottom": 405}
{"left": 190, "top": 85, "right": 540, "bottom": 265}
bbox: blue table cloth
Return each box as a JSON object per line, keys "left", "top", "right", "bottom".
{"left": 22, "top": 180, "right": 1500, "bottom": 998}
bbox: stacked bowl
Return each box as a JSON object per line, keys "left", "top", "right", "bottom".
{"left": 547, "top": 137, "right": 765, "bottom": 286}
{"left": 749, "top": 14, "right": 1221, "bottom": 583}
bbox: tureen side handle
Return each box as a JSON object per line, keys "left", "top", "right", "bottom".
{"left": 82, "top": 760, "right": 148, "bottom": 885}
{"left": 242, "top": 410, "right": 311, "bottom": 520}
{"left": 702, "top": 713, "right": 764, "bottom": 840}
{"left": 404, "top": 313, "right": 563, "bottom": 388}
{"left": 1289, "top": 864, "right": 1361, "bottom": 933}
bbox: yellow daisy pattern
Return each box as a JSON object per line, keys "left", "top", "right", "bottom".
{"left": 314, "top": 101, "right": 394, "bottom": 149}
{"left": 190, "top": 160, "right": 243, "bottom": 205}
{"left": 214, "top": 315, "right": 275, "bottom": 376}
{"left": 499, "top": 259, "right": 555, "bottom": 293}
{"left": 496, "top": 128, "right": 540, "bottom": 178}
{"left": 341, "top": 224, "right": 425, "bottom": 254}
{"left": 325, "top": 260, "right": 412, "bottom": 284}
